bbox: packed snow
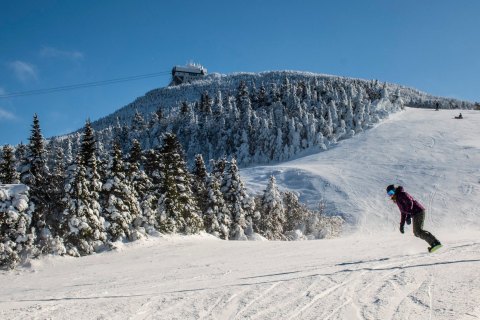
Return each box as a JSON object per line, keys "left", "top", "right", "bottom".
{"left": 0, "top": 108, "right": 479, "bottom": 319}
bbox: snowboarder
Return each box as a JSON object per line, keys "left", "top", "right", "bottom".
{"left": 454, "top": 113, "right": 463, "bottom": 119}
{"left": 386, "top": 184, "right": 442, "bottom": 252}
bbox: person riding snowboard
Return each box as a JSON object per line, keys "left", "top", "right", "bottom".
{"left": 386, "top": 184, "right": 442, "bottom": 252}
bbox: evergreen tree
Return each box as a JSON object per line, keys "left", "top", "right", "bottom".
{"left": 210, "top": 157, "right": 227, "bottom": 180}
{"left": 258, "top": 176, "right": 285, "bottom": 240}
{"left": 14, "top": 142, "right": 26, "bottom": 171}
{"left": 64, "top": 139, "right": 74, "bottom": 166}
{"left": 204, "top": 175, "right": 230, "bottom": 239}
{"left": 126, "top": 140, "right": 156, "bottom": 234}
{"left": 40, "top": 141, "right": 67, "bottom": 254}
{"left": 131, "top": 110, "right": 146, "bottom": 132}
{"left": 157, "top": 133, "right": 203, "bottom": 234}
{"left": 80, "top": 120, "right": 98, "bottom": 172}
{"left": 0, "top": 184, "right": 35, "bottom": 268}
{"left": 127, "top": 139, "right": 143, "bottom": 169}
{"left": 19, "top": 114, "right": 51, "bottom": 241}
{"left": 62, "top": 159, "right": 106, "bottom": 256}
{"left": 200, "top": 91, "right": 213, "bottom": 114}
{"left": 0, "top": 145, "right": 19, "bottom": 184}
{"left": 102, "top": 142, "right": 142, "bottom": 241}
{"left": 221, "top": 158, "right": 255, "bottom": 240}
{"left": 192, "top": 154, "right": 209, "bottom": 215}
{"left": 62, "top": 121, "right": 106, "bottom": 256}
{"left": 282, "top": 191, "right": 309, "bottom": 232}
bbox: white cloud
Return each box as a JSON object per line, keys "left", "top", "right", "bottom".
{"left": 0, "top": 107, "right": 16, "bottom": 120}
{"left": 8, "top": 60, "right": 38, "bottom": 83}
{"left": 40, "top": 46, "right": 84, "bottom": 61}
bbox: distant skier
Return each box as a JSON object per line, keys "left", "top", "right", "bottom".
{"left": 386, "top": 184, "right": 442, "bottom": 252}
{"left": 455, "top": 113, "right": 463, "bottom": 119}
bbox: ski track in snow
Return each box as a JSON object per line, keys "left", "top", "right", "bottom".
{"left": 1, "top": 108, "right": 480, "bottom": 319}
{"left": 1, "top": 237, "right": 479, "bottom": 319}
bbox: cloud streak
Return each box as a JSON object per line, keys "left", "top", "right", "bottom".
{"left": 8, "top": 60, "right": 38, "bottom": 83}
{"left": 40, "top": 46, "right": 84, "bottom": 61}
{"left": 0, "top": 107, "right": 16, "bottom": 120}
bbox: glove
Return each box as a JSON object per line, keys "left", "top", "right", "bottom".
{"left": 399, "top": 225, "right": 405, "bottom": 234}
{"left": 406, "top": 215, "right": 412, "bottom": 225}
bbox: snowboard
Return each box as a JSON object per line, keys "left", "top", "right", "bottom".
{"left": 428, "top": 244, "right": 442, "bottom": 253}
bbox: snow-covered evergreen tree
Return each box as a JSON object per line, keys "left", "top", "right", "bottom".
{"left": 0, "top": 145, "right": 19, "bottom": 184}
{"left": 126, "top": 140, "right": 156, "bottom": 234}
{"left": 204, "top": 175, "right": 230, "bottom": 239}
{"left": 62, "top": 159, "right": 106, "bottom": 256}
{"left": 14, "top": 142, "right": 26, "bottom": 171}
{"left": 221, "top": 158, "right": 255, "bottom": 240}
{"left": 102, "top": 142, "right": 142, "bottom": 242}
{"left": 258, "top": 176, "right": 285, "bottom": 240}
{"left": 62, "top": 121, "right": 106, "bottom": 256}
{"left": 0, "top": 184, "right": 35, "bottom": 269}
{"left": 157, "top": 133, "right": 203, "bottom": 234}
{"left": 305, "top": 201, "right": 344, "bottom": 239}
{"left": 282, "top": 191, "right": 309, "bottom": 233}
{"left": 19, "top": 114, "right": 52, "bottom": 243}
{"left": 191, "top": 154, "right": 209, "bottom": 215}
{"left": 39, "top": 141, "right": 67, "bottom": 254}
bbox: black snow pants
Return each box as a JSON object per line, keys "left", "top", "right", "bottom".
{"left": 412, "top": 210, "right": 439, "bottom": 246}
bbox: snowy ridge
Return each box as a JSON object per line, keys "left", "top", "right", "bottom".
{"left": 92, "top": 70, "right": 472, "bottom": 131}
{"left": 50, "top": 70, "right": 474, "bottom": 174}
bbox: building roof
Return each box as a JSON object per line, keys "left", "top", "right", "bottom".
{"left": 172, "top": 64, "right": 207, "bottom": 75}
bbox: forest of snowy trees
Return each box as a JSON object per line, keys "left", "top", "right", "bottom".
{"left": 57, "top": 75, "right": 409, "bottom": 168}
{"left": 0, "top": 114, "right": 342, "bottom": 269}
{"left": 65, "top": 71, "right": 472, "bottom": 169}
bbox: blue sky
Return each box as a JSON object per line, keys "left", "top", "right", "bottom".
{"left": 1, "top": 0, "right": 479, "bottom": 146}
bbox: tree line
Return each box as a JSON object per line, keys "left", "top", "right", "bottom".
{"left": 0, "top": 115, "right": 342, "bottom": 269}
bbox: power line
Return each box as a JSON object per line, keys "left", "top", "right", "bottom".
{"left": 0, "top": 70, "right": 172, "bottom": 99}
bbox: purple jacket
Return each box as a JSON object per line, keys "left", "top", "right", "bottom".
{"left": 394, "top": 186, "right": 425, "bottom": 227}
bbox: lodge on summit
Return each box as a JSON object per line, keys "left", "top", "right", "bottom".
{"left": 170, "top": 63, "right": 207, "bottom": 86}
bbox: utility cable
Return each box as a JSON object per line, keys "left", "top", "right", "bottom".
{"left": 0, "top": 70, "right": 171, "bottom": 99}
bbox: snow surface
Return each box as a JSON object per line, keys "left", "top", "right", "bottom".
{"left": 1, "top": 108, "right": 480, "bottom": 319}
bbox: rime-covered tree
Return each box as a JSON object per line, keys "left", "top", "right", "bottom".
{"left": 19, "top": 114, "right": 51, "bottom": 240}
{"left": 157, "top": 133, "right": 203, "bottom": 234}
{"left": 192, "top": 154, "right": 209, "bottom": 215}
{"left": 62, "top": 121, "right": 106, "bottom": 256}
{"left": 39, "top": 141, "right": 67, "bottom": 254}
{"left": 14, "top": 142, "right": 27, "bottom": 171}
{"left": 258, "top": 176, "right": 285, "bottom": 240}
{"left": 126, "top": 140, "right": 156, "bottom": 233}
{"left": 282, "top": 191, "right": 309, "bottom": 232}
{"left": 221, "top": 158, "right": 255, "bottom": 240}
{"left": 131, "top": 110, "right": 146, "bottom": 132}
{"left": 79, "top": 120, "right": 104, "bottom": 211}
{"left": 62, "top": 159, "right": 106, "bottom": 256}
{"left": 0, "top": 184, "right": 35, "bottom": 268}
{"left": 102, "top": 142, "right": 142, "bottom": 241}
{"left": 0, "top": 145, "right": 19, "bottom": 184}
{"left": 204, "top": 175, "right": 230, "bottom": 239}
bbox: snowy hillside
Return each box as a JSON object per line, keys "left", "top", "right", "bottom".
{"left": 242, "top": 108, "right": 480, "bottom": 231}
{"left": 1, "top": 107, "right": 479, "bottom": 319}
{"left": 51, "top": 71, "right": 475, "bottom": 169}
{"left": 92, "top": 71, "right": 472, "bottom": 132}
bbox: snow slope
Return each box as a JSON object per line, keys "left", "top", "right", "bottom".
{"left": 243, "top": 108, "right": 480, "bottom": 233}
{"left": 1, "top": 108, "right": 479, "bottom": 320}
